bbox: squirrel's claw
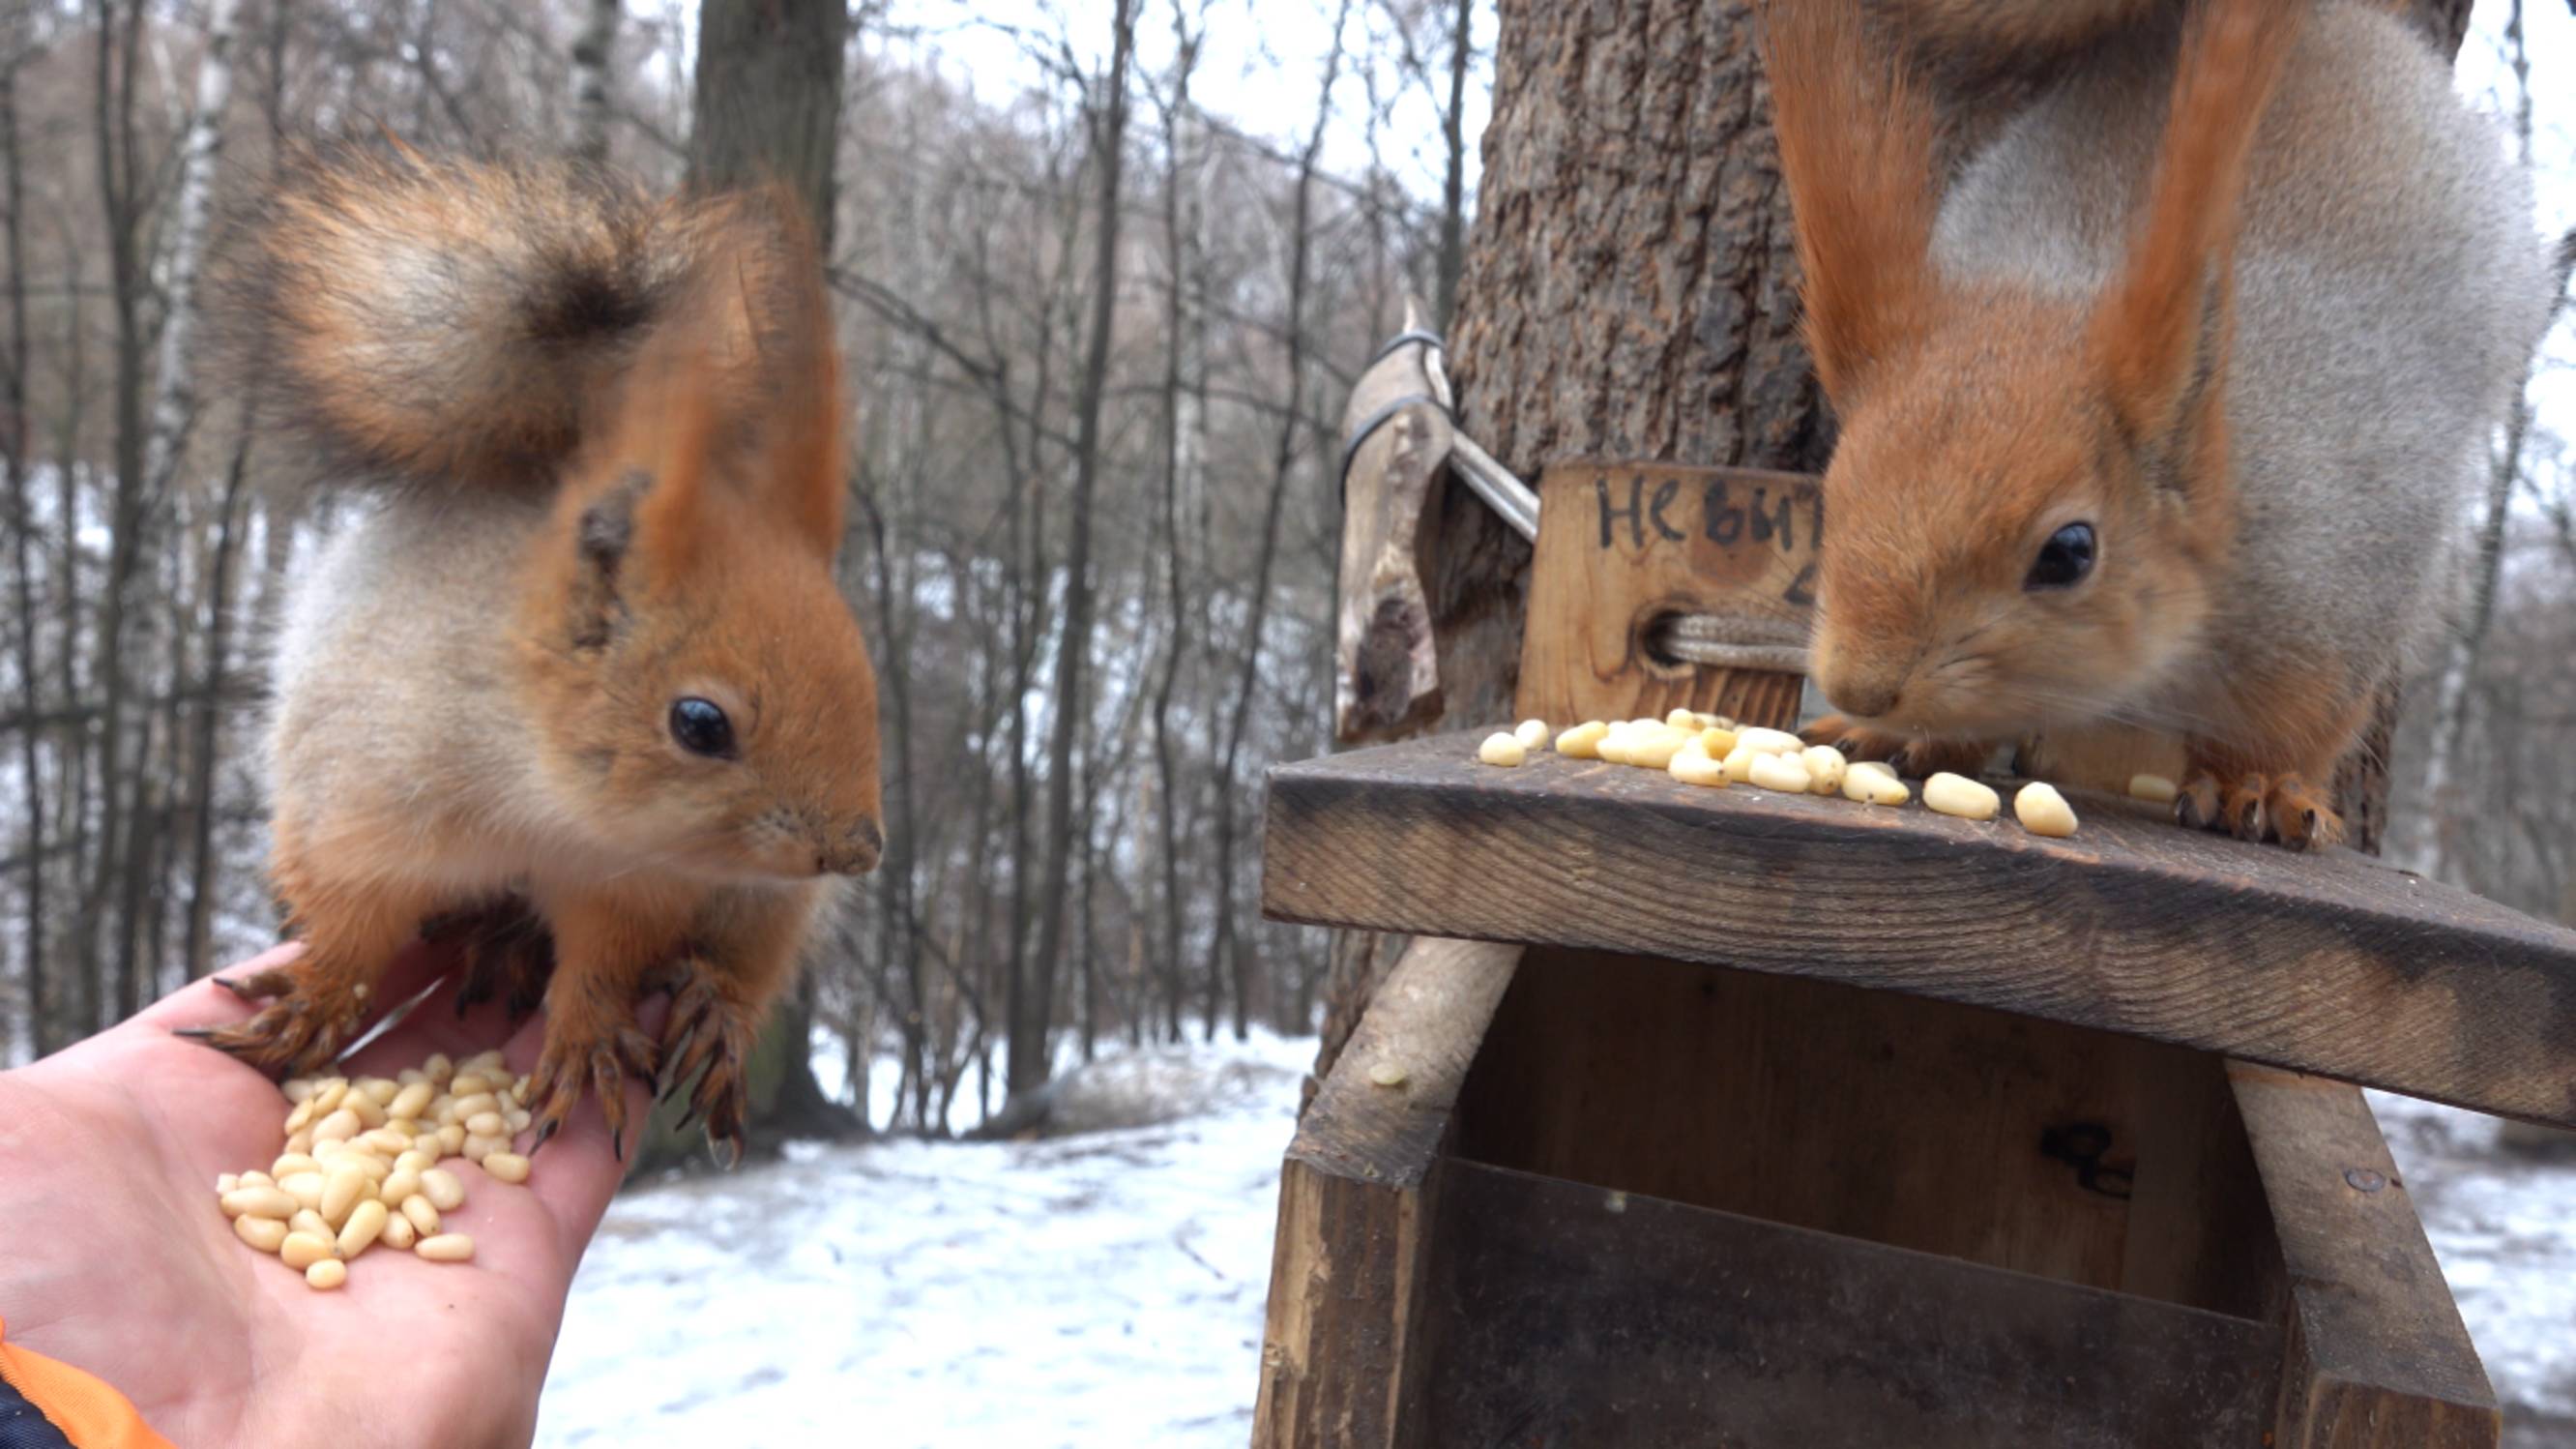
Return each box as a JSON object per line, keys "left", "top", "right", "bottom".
{"left": 2176, "top": 765, "right": 2342, "bottom": 851}
{"left": 657, "top": 962, "right": 757, "bottom": 1168}
{"left": 182, "top": 962, "right": 369, "bottom": 1076}
{"left": 524, "top": 1014, "right": 659, "bottom": 1160}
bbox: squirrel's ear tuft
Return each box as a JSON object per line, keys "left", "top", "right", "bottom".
{"left": 1758, "top": 0, "right": 1942, "bottom": 406}
{"left": 567, "top": 468, "right": 655, "bottom": 648}
{"left": 744, "top": 193, "right": 846, "bottom": 557}
{"left": 2087, "top": 0, "right": 2303, "bottom": 462}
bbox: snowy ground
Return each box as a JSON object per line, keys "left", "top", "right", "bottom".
{"left": 2371, "top": 1091, "right": 2576, "bottom": 1448}
{"left": 535, "top": 1031, "right": 1310, "bottom": 1447}
{"left": 534, "top": 1035, "right": 2576, "bottom": 1447}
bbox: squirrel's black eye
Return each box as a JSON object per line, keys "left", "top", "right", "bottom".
{"left": 2026, "top": 522, "right": 2096, "bottom": 591}
{"left": 669, "top": 697, "right": 735, "bottom": 757}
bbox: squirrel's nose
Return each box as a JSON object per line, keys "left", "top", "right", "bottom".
{"left": 816, "top": 818, "right": 884, "bottom": 877}
{"left": 1822, "top": 670, "right": 1903, "bottom": 721}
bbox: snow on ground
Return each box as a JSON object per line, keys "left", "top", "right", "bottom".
{"left": 2371, "top": 1091, "right": 2576, "bottom": 1448}
{"left": 536, "top": 1030, "right": 1312, "bottom": 1448}
{"left": 535, "top": 1031, "right": 2576, "bottom": 1447}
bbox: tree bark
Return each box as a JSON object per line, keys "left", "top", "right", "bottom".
{"left": 1010, "top": 0, "right": 1137, "bottom": 1102}
{"left": 663, "top": 0, "right": 863, "bottom": 1155}
{"left": 571, "top": 0, "right": 621, "bottom": 163}
{"left": 1, "top": 45, "right": 46, "bottom": 1054}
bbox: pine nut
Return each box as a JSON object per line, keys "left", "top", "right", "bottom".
{"left": 2015, "top": 782, "right": 2080, "bottom": 838}
{"left": 447, "top": 1092, "right": 499, "bottom": 1123}
{"left": 1841, "top": 765, "right": 1911, "bottom": 807}
{"left": 1513, "top": 719, "right": 1550, "bottom": 750}
{"left": 360, "top": 1079, "right": 400, "bottom": 1108}
{"left": 320, "top": 1166, "right": 368, "bottom": 1226}
{"left": 1698, "top": 726, "right": 1738, "bottom": 758}
{"left": 1800, "top": 745, "right": 1847, "bottom": 796}
{"left": 216, "top": 1172, "right": 240, "bottom": 1196}
{"left": 463, "top": 1133, "right": 510, "bottom": 1163}
{"left": 395, "top": 1149, "right": 437, "bottom": 1174}
{"left": 380, "top": 1168, "right": 423, "bottom": 1208}
{"left": 400, "top": 1195, "right": 442, "bottom": 1237}
{"left": 235, "top": 1215, "right": 289, "bottom": 1254}
{"left": 283, "top": 1128, "right": 314, "bottom": 1156}
{"left": 361, "top": 1128, "right": 413, "bottom": 1155}
{"left": 311, "top": 1108, "right": 362, "bottom": 1145}
{"left": 1736, "top": 727, "right": 1804, "bottom": 756}
{"left": 305, "top": 1259, "right": 346, "bottom": 1290}
{"left": 1625, "top": 726, "right": 1688, "bottom": 771}
{"left": 239, "top": 1170, "right": 275, "bottom": 1189}
{"left": 346, "top": 1094, "right": 388, "bottom": 1130}
{"left": 423, "top": 1052, "right": 454, "bottom": 1084}
{"left": 504, "top": 1108, "right": 532, "bottom": 1134}
{"left": 1668, "top": 745, "right": 1728, "bottom": 788}
{"left": 1555, "top": 721, "right": 1610, "bottom": 758}
{"left": 220, "top": 1186, "right": 297, "bottom": 1220}
{"left": 290, "top": 1208, "right": 332, "bottom": 1240}
{"left": 450, "top": 1073, "right": 492, "bottom": 1098}
{"left": 279, "top": 1172, "right": 327, "bottom": 1212}
{"left": 284, "top": 1099, "right": 316, "bottom": 1133}
{"left": 270, "top": 1153, "right": 322, "bottom": 1180}
{"left": 416, "top": 1234, "right": 475, "bottom": 1263}
{"left": 2129, "top": 773, "right": 2179, "bottom": 804}
{"left": 279, "top": 1232, "right": 335, "bottom": 1271}
{"left": 281, "top": 1079, "right": 316, "bottom": 1106}
{"left": 337, "top": 1198, "right": 390, "bottom": 1259}
{"left": 1924, "top": 772, "right": 2001, "bottom": 820}
{"left": 420, "top": 1168, "right": 466, "bottom": 1212}
{"left": 381, "top": 1213, "right": 417, "bottom": 1252}
{"left": 483, "top": 1152, "right": 532, "bottom": 1185}
{"left": 1748, "top": 753, "right": 1814, "bottom": 793}
{"left": 1478, "top": 732, "right": 1527, "bottom": 767}
{"left": 436, "top": 1124, "right": 466, "bottom": 1156}
{"left": 310, "top": 1079, "right": 349, "bottom": 1114}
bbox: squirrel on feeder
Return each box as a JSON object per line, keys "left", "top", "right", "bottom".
{"left": 1765, "top": 0, "right": 2554, "bottom": 848}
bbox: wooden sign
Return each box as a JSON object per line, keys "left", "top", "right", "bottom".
{"left": 1514, "top": 460, "right": 1822, "bottom": 732}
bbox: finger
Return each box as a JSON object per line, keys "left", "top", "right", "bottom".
{"left": 518, "top": 993, "right": 665, "bottom": 1269}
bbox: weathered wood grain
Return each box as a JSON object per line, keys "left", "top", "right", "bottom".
{"left": 1250, "top": 935, "right": 1520, "bottom": 1449}
{"left": 1333, "top": 306, "right": 1456, "bottom": 746}
{"left": 1516, "top": 461, "right": 1815, "bottom": 730}
{"left": 1262, "top": 735, "right": 2576, "bottom": 1127}
{"left": 2234, "top": 1065, "right": 2500, "bottom": 1448}
{"left": 1455, "top": 948, "right": 2286, "bottom": 1312}
{"left": 1399, "top": 1160, "right": 2283, "bottom": 1448}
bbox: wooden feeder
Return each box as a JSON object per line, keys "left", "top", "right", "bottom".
{"left": 1254, "top": 430, "right": 2576, "bottom": 1444}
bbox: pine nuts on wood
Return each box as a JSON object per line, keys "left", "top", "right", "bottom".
{"left": 1513, "top": 719, "right": 1551, "bottom": 750}
{"left": 1748, "top": 753, "right": 1814, "bottom": 793}
{"left": 1924, "top": 773, "right": 2002, "bottom": 821}
{"left": 1668, "top": 745, "right": 1729, "bottom": 788}
{"left": 1800, "top": 745, "right": 1847, "bottom": 796}
{"left": 2129, "top": 773, "right": 2180, "bottom": 804}
{"left": 2015, "top": 782, "right": 2080, "bottom": 838}
{"left": 1478, "top": 732, "right": 1528, "bottom": 767}
{"left": 1735, "top": 727, "right": 1805, "bottom": 756}
{"left": 1555, "top": 721, "right": 1610, "bottom": 758}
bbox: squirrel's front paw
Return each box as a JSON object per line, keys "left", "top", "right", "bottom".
{"left": 180, "top": 961, "right": 373, "bottom": 1075}
{"left": 1800, "top": 716, "right": 1990, "bottom": 779}
{"left": 525, "top": 979, "right": 660, "bottom": 1158}
{"left": 2175, "top": 767, "right": 2343, "bottom": 851}
{"left": 426, "top": 900, "right": 556, "bottom": 1023}
{"left": 658, "top": 961, "right": 763, "bottom": 1168}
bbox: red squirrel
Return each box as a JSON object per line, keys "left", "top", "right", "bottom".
{"left": 184, "top": 145, "right": 882, "bottom": 1161}
{"left": 1764, "top": 0, "right": 2553, "bottom": 848}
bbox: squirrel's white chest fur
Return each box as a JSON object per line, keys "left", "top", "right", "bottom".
{"left": 265, "top": 488, "right": 631, "bottom": 899}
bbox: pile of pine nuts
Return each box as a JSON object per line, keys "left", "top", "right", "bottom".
{"left": 214, "top": 1049, "right": 534, "bottom": 1289}
{"left": 1477, "top": 710, "right": 2094, "bottom": 840}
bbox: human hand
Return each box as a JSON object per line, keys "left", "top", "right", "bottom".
{"left": 0, "top": 940, "right": 650, "bottom": 1448}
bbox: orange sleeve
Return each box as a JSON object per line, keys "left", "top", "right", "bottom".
{"left": 0, "top": 1316, "right": 174, "bottom": 1449}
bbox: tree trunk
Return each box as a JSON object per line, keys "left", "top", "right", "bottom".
{"left": 182, "top": 430, "right": 253, "bottom": 978}
{"left": 653, "top": 0, "right": 862, "bottom": 1158}
{"left": 1433, "top": 0, "right": 1473, "bottom": 328}
{"left": 1008, "top": 0, "right": 1137, "bottom": 1104}
{"left": 571, "top": 0, "right": 621, "bottom": 163}
{"left": 1, "top": 49, "right": 47, "bottom": 1054}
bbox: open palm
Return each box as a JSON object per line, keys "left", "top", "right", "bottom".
{"left": 0, "top": 940, "right": 649, "bottom": 1448}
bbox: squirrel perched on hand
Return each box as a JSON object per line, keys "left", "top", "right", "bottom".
{"left": 1764, "top": 0, "right": 2554, "bottom": 849}
{"left": 183, "top": 145, "right": 883, "bottom": 1161}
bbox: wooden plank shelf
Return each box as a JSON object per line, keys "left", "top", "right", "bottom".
{"left": 1261, "top": 734, "right": 2576, "bottom": 1130}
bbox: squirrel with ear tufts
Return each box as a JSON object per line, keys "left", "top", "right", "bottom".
{"left": 1766, "top": 0, "right": 2554, "bottom": 848}
{"left": 183, "top": 144, "right": 883, "bottom": 1162}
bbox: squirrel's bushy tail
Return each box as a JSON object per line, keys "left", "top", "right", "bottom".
{"left": 218, "top": 142, "right": 814, "bottom": 493}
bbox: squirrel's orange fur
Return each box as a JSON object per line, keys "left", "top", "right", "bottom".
{"left": 190, "top": 147, "right": 881, "bottom": 1159}
{"left": 1761, "top": 0, "right": 2551, "bottom": 850}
